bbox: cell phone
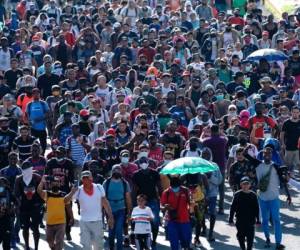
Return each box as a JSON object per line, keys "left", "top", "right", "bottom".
{"left": 74, "top": 180, "right": 79, "bottom": 188}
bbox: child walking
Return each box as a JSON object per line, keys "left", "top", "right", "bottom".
{"left": 131, "top": 194, "right": 154, "bottom": 250}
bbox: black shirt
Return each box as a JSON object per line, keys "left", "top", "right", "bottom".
{"left": 133, "top": 168, "right": 160, "bottom": 200}
{"left": 37, "top": 73, "right": 60, "bottom": 99}
{"left": 282, "top": 119, "right": 300, "bottom": 150}
{"left": 4, "top": 69, "right": 23, "bottom": 90}
{"left": 45, "top": 158, "right": 74, "bottom": 193}
{"left": 229, "top": 190, "right": 259, "bottom": 224}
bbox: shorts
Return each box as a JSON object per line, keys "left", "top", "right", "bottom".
{"left": 20, "top": 210, "right": 43, "bottom": 230}
{"left": 284, "top": 150, "right": 300, "bottom": 169}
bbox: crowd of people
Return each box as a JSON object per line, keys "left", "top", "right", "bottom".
{"left": 1, "top": 0, "right": 300, "bottom": 249}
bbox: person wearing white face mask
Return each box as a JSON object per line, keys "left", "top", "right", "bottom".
{"left": 133, "top": 157, "right": 161, "bottom": 250}
{"left": 14, "top": 161, "right": 43, "bottom": 250}
{"left": 120, "top": 150, "right": 138, "bottom": 188}
{"left": 135, "top": 144, "right": 157, "bottom": 170}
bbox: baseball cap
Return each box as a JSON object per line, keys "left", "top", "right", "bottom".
{"left": 240, "top": 176, "right": 250, "bottom": 184}
{"left": 81, "top": 171, "right": 92, "bottom": 179}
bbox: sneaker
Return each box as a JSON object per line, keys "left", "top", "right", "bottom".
{"left": 66, "top": 232, "right": 72, "bottom": 241}
{"left": 275, "top": 244, "right": 285, "bottom": 250}
{"left": 264, "top": 239, "right": 271, "bottom": 248}
{"left": 194, "top": 238, "right": 201, "bottom": 247}
{"left": 123, "top": 237, "right": 130, "bottom": 247}
{"left": 40, "top": 222, "right": 45, "bottom": 229}
{"left": 208, "top": 234, "right": 215, "bottom": 242}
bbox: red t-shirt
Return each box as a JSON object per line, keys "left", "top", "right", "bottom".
{"left": 250, "top": 116, "right": 276, "bottom": 138}
{"left": 149, "top": 146, "right": 164, "bottom": 164}
{"left": 161, "top": 187, "right": 190, "bottom": 223}
{"left": 228, "top": 16, "right": 245, "bottom": 27}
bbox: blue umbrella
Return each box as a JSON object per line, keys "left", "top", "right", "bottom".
{"left": 246, "top": 49, "right": 288, "bottom": 62}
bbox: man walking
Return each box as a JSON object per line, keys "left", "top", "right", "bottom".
{"left": 229, "top": 176, "right": 260, "bottom": 250}
{"left": 75, "top": 171, "right": 114, "bottom": 250}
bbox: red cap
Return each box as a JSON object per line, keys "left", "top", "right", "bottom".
{"left": 79, "top": 109, "right": 90, "bottom": 117}
{"left": 106, "top": 128, "right": 116, "bottom": 137}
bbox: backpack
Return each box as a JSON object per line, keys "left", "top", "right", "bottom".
{"left": 104, "top": 177, "right": 127, "bottom": 204}
{"left": 27, "top": 101, "right": 48, "bottom": 119}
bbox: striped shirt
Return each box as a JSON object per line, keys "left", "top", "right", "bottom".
{"left": 65, "top": 135, "right": 86, "bottom": 167}
{"left": 131, "top": 206, "right": 154, "bottom": 234}
{"left": 13, "top": 136, "right": 37, "bottom": 162}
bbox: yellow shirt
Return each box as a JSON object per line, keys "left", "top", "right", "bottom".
{"left": 46, "top": 192, "right": 66, "bottom": 225}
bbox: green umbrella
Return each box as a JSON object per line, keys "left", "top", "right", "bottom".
{"left": 160, "top": 157, "right": 219, "bottom": 175}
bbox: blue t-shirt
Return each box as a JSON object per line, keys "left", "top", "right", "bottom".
{"left": 26, "top": 101, "right": 49, "bottom": 130}
{"left": 103, "top": 179, "right": 130, "bottom": 212}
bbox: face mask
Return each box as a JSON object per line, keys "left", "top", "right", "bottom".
{"left": 142, "top": 91, "right": 149, "bottom": 96}
{"left": 220, "top": 64, "right": 226, "bottom": 69}
{"left": 170, "top": 177, "right": 181, "bottom": 188}
{"left": 189, "top": 142, "right": 198, "bottom": 151}
{"left": 164, "top": 159, "right": 171, "bottom": 164}
{"left": 138, "top": 151, "right": 148, "bottom": 159}
{"left": 112, "top": 172, "right": 122, "bottom": 179}
{"left": 91, "top": 61, "right": 97, "bottom": 66}
{"left": 236, "top": 100, "right": 245, "bottom": 108}
{"left": 121, "top": 157, "right": 129, "bottom": 164}
{"left": 226, "top": 27, "right": 231, "bottom": 32}
{"left": 51, "top": 186, "right": 59, "bottom": 193}
{"left": 239, "top": 138, "right": 248, "bottom": 145}
{"left": 1, "top": 126, "right": 8, "bottom": 131}
{"left": 193, "top": 85, "right": 200, "bottom": 89}
{"left": 229, "top": 111, "right": 237, "bottom": 117}
{"left": 140, "top": 163, "right": 149, "bottom": 170}
{"left": 245, "top": 66, "right": 252, "bottom": 72}
{"left": 216, "top": 94, "right": 224, "bottom": 101}
{"left": 211, "top": 34, "right": 216, "bottom": 38}
{"left": 22, "top": 167, "right": 33, "bottom": 186}
{"left": 0, "top": 187, "right": 5, "bottom": 193}
{"left": 171, "top": 187, "right": 180, "bottom": 192}
{"left": 33, "top": 41, "right": 40, "bottom": 46}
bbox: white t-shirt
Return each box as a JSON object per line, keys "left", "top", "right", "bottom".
{"left": 131, "top": 206, "right": 154, "bottom": 234}
{"left": 229, "top": 143, "right": 258, "bottom": 160}
{"left": 75, "top": 183, "right": 105, "bottom": 222}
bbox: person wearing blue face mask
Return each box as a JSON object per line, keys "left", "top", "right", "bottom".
{"left": 213, "top": 89, "right": 231, "bottom": 119}
{"left": 161, "top": 175, "right": 192, "bottom": 250}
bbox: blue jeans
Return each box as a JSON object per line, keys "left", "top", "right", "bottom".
{"left": 146, "top": 199, "right": 160, "bottom": 229}
{"left": 259, "top": 198, "right": 282, "bottom": 244}
{"left": 109, "top": 209, "right": 125, "bottom": 250}
{"left": 167, "top": 221, "right": 192, "bottom": 250}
